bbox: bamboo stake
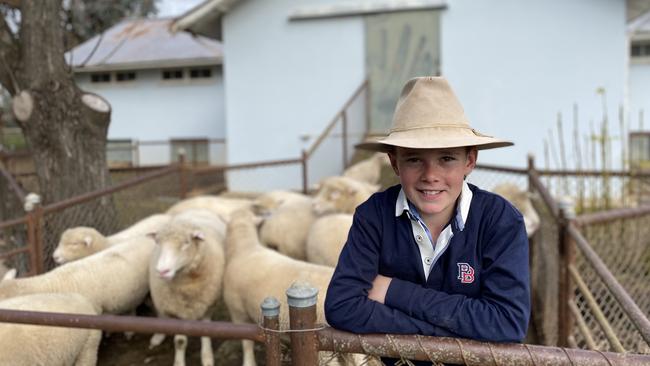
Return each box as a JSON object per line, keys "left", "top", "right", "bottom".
{"left": 557, "top": 112, "right": 569, "bottom": 195}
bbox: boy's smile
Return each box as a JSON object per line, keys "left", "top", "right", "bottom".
{"left": 389, "top": 146, "right": 477, "bottom": 231}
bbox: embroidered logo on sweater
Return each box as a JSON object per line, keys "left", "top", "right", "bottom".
{"left": 457, "top": 263, "right": 475, "bottom": 284}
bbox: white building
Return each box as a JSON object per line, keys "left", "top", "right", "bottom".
{"left": 67, "top": 18, "right": 226, "bottom": 166}
{"left": 174, "top": 0, "right": 631, "bottom": 191}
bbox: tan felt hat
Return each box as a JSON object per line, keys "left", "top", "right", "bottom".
{"left": 357, "top": 76, "right": 513, "bottom": 152}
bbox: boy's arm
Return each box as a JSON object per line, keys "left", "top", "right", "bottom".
{"left": 385, "top": 213, "right": 530, "bottom": 342}
{"left": 324, "top": 212, "right": 459, "bottom": 336}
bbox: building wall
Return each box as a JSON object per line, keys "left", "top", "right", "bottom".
{"left": 76, "top": 67, "right": 225, "bottom": 165}
{"left": 441, "top": 0, "right": 627, "bottom": 173}
{"left": 629, "top": 63, "right": 650, "bottom": 131}
{"left": 222, "top": 0, "right": 366, "bottom": 191}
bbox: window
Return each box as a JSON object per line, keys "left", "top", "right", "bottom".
{"left": 189, "top": 68, "right": 212, "bottom": 79}
{"left": 630, "top": 42, "right": 650, "bottom": 58}
{"left": 116, "top": 72, "right": 136, "bottom": 82}
{"left": 107, "top": 139, "right": 134, "bottom": 167}
{"left": 162, "top": 69, "right": 184, "bottom": 80}
{"left": 171, "top": 138, "right": 209, "bottom": 166}
{"left": 90, "top": 73, "right": 111, "bottom": 83}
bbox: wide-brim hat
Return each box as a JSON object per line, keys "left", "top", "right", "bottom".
{"left": 357, "top": 76, "right": 513, "bottom": 153}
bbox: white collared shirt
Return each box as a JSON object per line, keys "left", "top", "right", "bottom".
{"left": 395, "top": 181, "right": 473, "bottom": 280}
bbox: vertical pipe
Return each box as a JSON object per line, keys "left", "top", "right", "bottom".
{"left": 286, "top": 282, "right": 319, "bottom": 366}
{"left": 178, "top": 152, "right": 187, "bottom": 199}
{"left": 261, "top": 297, "right": 282, "bottom": 366}
{"left": 33, "top": 204, "right": 43, "bottom": 274}
{"left": 557, "top": 198, "right": 575, "bottom": 346}
{"left": 26, "top": 210, "right": 38, "bottom": 276}
{"left": 342, "top": 111, "right": 348, "bottom": 169}
{"left": 301, "top": 150, "right": 308, "bottom": 194}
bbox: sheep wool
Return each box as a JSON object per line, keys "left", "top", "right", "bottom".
{"left": 0, "top": 292, "right": 101, "bottom": 366}
{"left": 312, "top": 176, "right": 379, "bottom": 215}
{"left": 224, "top": 208, "right": 336, "bottom": 366}
{"left": 166, "top": 195, "right": 253, "bottom": 222}
{"left": 148, "top": 209, "right": 226, "bottom": 366}
{"left": 52, "top": 213, "right": 171, "bottom": 264}
{"left": 0, "top": 236, "right": 155, "bottom": 315}
{"left": 306, "top": 213, "right": 353, "bottom": 267}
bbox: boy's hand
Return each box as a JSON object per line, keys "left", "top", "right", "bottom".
{"left": 368, "top": 274, "right": 392, "bottom": 304}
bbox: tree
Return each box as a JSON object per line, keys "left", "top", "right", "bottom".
{"left": 0, "top": 0, "right": 155, "bottom": 270}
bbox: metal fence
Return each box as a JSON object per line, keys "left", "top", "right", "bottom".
{"left": 0, "top": 283, "right": 649, "bottom": 365}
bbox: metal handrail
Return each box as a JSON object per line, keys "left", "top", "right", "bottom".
{"left": 304, "top": 79, "right": 368, "bottom": 157}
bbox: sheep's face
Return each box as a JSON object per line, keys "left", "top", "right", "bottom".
{"left": 52, "top": 227, "right": 103, "bottom": 265}
{"left": 153, "top": 229, "right": 204, "bottom": 280}
{"left": 313, "top": 177, "right": 362, "bottom": 215}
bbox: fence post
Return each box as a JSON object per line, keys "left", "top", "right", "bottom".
{"left": 24, "top": 193, "right": 43, "bottom": 275}
{"left": 342, "top": 111, "right": 348, "bottom": 169}
{"left": 301, "top": 150, "right": 309, "bottom": 194}
{"left": 286, "top": 282, "right": 319, "bottom": 366}
{"left": 557, "top": 197, "right": 576, "bottom": 347}
{"left": 261, "top": 297, "right": 282, "bottom": 366}
{"left": 178, "top": 150, "right": 187, "bottom": 199}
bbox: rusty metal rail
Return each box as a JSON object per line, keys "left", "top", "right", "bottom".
{"left": 574, "top": 205, "right": 650, "bottom": 226}
{"left": 319, "top": 328, "right": 650, "bottom": 365}
{"left": 567, "top": 223, "right": 650, "bottom": 346}
{"left": 0, "top": 309, "right": 265, "bottom": 342}
{"left": 42, "top": 164, "right": 179, "bottom": 214}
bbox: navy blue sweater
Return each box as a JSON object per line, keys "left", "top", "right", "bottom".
{"left": 325, "top": 184, "right": 530, "bottom": 347}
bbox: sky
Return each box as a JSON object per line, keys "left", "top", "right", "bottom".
{"left": 156, "top": 0, "right": 205, "bottom": 18}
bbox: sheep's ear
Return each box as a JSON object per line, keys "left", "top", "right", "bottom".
{"left": 83, "top": 236, "right": 93, "bottom": 247}
{"left": 191, "top": 231, "right": 205, "bottom": 242}
{"left": 2, "top": 268, "right": 17, "bottom": 281}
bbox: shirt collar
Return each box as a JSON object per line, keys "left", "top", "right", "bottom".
{"left": 395, "top": 181, "right": 472, "bottom": 231}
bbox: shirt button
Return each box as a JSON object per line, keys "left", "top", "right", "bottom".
{"left": 416, "top": 235, "right": 423, "bottom": 241}
{"left": 424, "top": 257, "right": 432, "bottom": 265}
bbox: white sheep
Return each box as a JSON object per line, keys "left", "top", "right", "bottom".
{"left": 52, "top": 213, "right": 171, "bottom": 264}
{"left": 312, "top": 176, "right": 379, "bottom": 216}
{"left": 0, "top": 291, "right": 102, "bottom": 366}
{"left": 491, "top": 183, "right": 541, "bottom": 237}
{"left": 148, "top": 209, "right": 226, "bottom": 366}
{"left": 166, "top": 195, "right": 253, "bottom": 222}
{"left": 343, "top": 152, "right": 391, "bottom": 185}
{"left": 306, "top": 213, "right": 353, "bottom": 267}
{"left": 258, "top": 197, "right": 316, "bottom": 260}
{"left": 0, "top": 235, "right": 154, "bottom": 315}
{"left": 224, "top": 208, "right": 376, "bottom": 366}
{"left": 251, "top": 190, "right": 310, "bottom": 217}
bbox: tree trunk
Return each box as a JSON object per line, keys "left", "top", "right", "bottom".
{"left": 8, "top": 1, "right": 118, "bottom": 271}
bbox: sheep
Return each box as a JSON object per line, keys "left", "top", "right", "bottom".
{"left": 343, "top": 152, "right": 391, "bottom": 185}
{"left": 52, "top": 213, "right": 171, "bottom": 264}
{"left": 491, "top": 183, "right": 541, "bottom": 237}
{"left": 224, "top": 208, "right": 340, "bottom": 366}
{"left": 312, "top": 176, "right": 379, "bottom": 216}
{"left": 258, "top": 197, "right": 316, "bottom": 260}
{"left": 306, "top": 213, "right": 353, "bottom": 267}
{"left": 0, "top": 235, "right": 155, "bottom": 315}
{"left": 251, "top": 190, "right": 310, "bottom": 217}
{"left": 0, "top": 291, "right": 102, "bottom": 366}
{"left": 166, "top": 195, "right": 253, "bottom": 222}
{"left": 148, "top": 209, "right": 226, "bottom": 366}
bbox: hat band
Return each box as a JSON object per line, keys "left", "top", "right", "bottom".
{"left": 390, "top": 124, "right": 472, "bottom": 134}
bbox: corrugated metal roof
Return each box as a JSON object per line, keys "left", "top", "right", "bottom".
{"left": 66, "top": 18, "right": 223, "bottom": 72}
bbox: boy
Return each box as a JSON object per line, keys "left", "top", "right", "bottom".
{"left": 324, "top": 77, "right": 530, "bottom": 365}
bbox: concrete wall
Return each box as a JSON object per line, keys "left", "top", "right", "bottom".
{"left": 222, "top": 0, "right": 366, "bottom": 191}
{"left": 629, "top": 63, "right": 650, "bottom": 131}
{"left": 441, "top": 0, "right": 627, "bottom": 172}
{"left": 76, "top": 67, "right": 225, "bottom": 165}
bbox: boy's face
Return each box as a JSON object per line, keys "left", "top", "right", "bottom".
{"left": 389, "top": 146, "right": 477, "bottom": 225}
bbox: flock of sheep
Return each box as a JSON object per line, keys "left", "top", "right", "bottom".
{"left": 0, "top": 152, "right": 539, "bottom": 366}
